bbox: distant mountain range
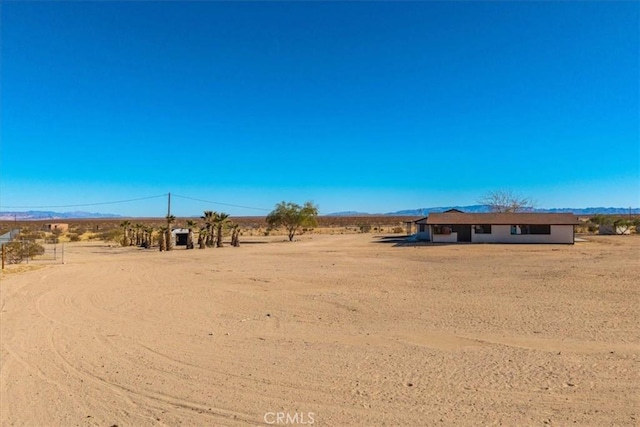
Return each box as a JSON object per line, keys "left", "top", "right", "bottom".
{"left": 1, "top": 206, "right": 638, "bottom": 221}
{"left": 0, "top": 211, "right": 122, "bottom": 221}
{"left": 330, "top": 205, "right": 640, "bottom": 216}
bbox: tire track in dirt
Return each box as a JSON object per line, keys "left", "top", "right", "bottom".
{"left": 48, "top": 329, "right": 261, "bottom": 426}
{"left": 3, "top": 236, "right": 639, "bottom": 426}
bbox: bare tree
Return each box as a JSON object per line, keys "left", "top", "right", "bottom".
{"left": 479, "top": 190, "right": 535, "bottom": 213}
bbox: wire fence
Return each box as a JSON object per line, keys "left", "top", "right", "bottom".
{"left": 1, "top": 239, "right": 64, "bottom": 269}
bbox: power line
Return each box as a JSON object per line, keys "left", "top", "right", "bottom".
{"left": 0, "top": 194, "right": 168, "bottom": 209}
{"left": 1, "top": 192, "right": 320, "bottom": 215}
{"left": 171, "top": 194, "right": 270, "bottom": 212}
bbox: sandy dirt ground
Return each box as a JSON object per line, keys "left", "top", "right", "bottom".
{"left": 1, "top": 234, "right": 638, "bottom": 426}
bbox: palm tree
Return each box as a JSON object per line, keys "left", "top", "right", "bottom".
{"left": 216, "top": 212, "right": 230, "bottom": 247}
{"left": 134, "top": 223, "right": 143, "bottom": 246}
{"left": 165, "top": 215, "right": 176, "bottom": 251}
{"left": 120, "top": 220, "right": 131, "bottom": 247}
{"left": 201, "top": 211, "right": 216, "bottom": 247}
{"left": 185, "top": 220, "right": 197, "bottom": 249}
{"left": 144, "top": 226, "right": 154, "bottom": 248}
{"left": 158, "top": 226, "right": 167, "bottom": 251}
{"left": 197, "top": 226, "right": 208, "bottom": 249}
{"left": 230, "top": 222, "right": 240, "bottom": 247}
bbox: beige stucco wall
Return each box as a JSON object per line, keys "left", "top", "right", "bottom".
{"left": 431, "top": 231, "right": 458, "bottom": 243}
{"left": 44, "top": 223, "right": 69, "bottom": 232}
{"left": 472, "top": 225, "right": 574, "bottom": 244}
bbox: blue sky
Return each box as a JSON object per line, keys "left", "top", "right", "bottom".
{"left": 1, "top": 1, "right": 638, "bottom": 217}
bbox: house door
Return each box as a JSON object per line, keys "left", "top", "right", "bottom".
{"left": 453, "top": 225, "right": 472, "bottom": 242}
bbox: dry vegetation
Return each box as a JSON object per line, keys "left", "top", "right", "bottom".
{"left": 0, "top": 215, "right": 419, "bottom": 245}
{"left": 2, "top": 215, "right": 638, "bottom": 244}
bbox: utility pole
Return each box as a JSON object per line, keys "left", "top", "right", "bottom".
{"left": 167, "top": 192, "right": 171, "bottom": 217}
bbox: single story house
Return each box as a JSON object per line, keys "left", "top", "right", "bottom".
{"left": 426, "top": 212, "right": 579, "bottom": 244}
{"left": 414, "top": 209, "right": 465, "bottom": 241}
{"left": 414, "top": 216, "right": 430, "bottom": 241}
{"left": 43, "top": 223, "right": 69, "bottom": 232}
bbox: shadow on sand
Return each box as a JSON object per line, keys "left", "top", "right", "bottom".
{"left": 372, "top": 235, "right": 467, "bottom": 247}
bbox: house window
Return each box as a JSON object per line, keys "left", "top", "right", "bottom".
{"left": 474, "top": 225, "right": 492, "bottom": 234}
{"left": 528, "top": 225, "right": 551, "bottom": 234}
{"left": 433, "top": 226, "right": 451, "bottom": 235}
{"left": 511, "top": 225, "right": 551, "bottom": 235}
{"left": 418, "top": 224, "right": 426, "bottom": 232}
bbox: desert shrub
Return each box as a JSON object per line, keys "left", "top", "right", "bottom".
{"left": 3, "top": 241, "right": 45, "bottom": 264}
{"left": 68, "top": 233, "right": 81, "bottom": 242}
{"left": 71, "top": 225, "right": 90, "bottom": 235}
{"left": 19, "top": 230, "right": 45, "bottom": 240}
{"left": 46, "top": 228, "right": 63, "bottom": 243}
{"left": 98, "top": 229, "right": 122, "bottom": 243}
{"left": 393, "top": 227, "right": 404, "bottom": 234}
{"left": 359, "top": 224, "right": 371, "bottom": 233}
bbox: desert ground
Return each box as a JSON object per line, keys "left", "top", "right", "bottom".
{"left": 1, "top": 234, "right": 638, "bottom": 426}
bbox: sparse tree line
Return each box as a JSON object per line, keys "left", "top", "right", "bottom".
{"left": 7, "top": 191, "right": 635, "bottom": 251}
{"left": 113, "top": 201, "right": 320, "bottom": 250}
{"left": 118, "top": 211, "right": 243, "bottom": 251}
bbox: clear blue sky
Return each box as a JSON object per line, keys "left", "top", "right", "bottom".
{"left": 1, "top": 1, "right": 638, "bottom": 217}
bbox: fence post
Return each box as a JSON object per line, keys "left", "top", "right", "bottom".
{"left": 1, "top": 244, "right": 5, "bottom": 270}
{"left": 61, "top": 243, "right": 65, "bottom": 264}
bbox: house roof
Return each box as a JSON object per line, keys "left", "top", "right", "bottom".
{"left": 414, "top": 208, "right": 464, "bottom": 223}
{"left": 426, "top": 212, "right": 580, "bottom": 225}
